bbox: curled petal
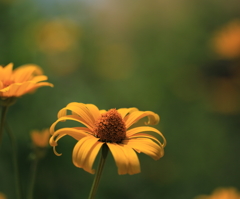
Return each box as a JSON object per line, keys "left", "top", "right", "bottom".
{"left": 49, "top": 134, "right": 66, "bottom": 156}
{"left": 50, "top": 115, "right": 94, "bottom": 135}
{"left": 49, "top": 127, "right": 90, "bottom": 156}
{"left": 123, "top": 138, "right": 164, "bottom": 160}
{"left": 127, "top": 126, "right": 166, "bottom": 147}
{"left": 128, "top": 133, "right": 162, "bottom": 146}
{"left": 57, "top": 103, "right": 99, "bottom": 129}
{"left": 125, "top": 111, "right": 160, "bottom": 129}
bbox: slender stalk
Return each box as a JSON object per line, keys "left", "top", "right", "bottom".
{"left": 5, "top": 123, "right": 22, "bottom": 199}
{"left": 88, "top": 144, "right": 109, "bottom": 199}
{"left": 0, "top": 106, "right": 9, "bottom": 145}
{"left": 27, "top": 154, "right": 39, "bottom": 199}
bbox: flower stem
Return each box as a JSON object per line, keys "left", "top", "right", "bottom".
{"left": 5, "top": 123, "right": 22, "bottom": 199}
{"left": 27, "top": 154, "right": 39, "bottom": 199}
{"left": 88, "top": 144, "right": 109, "bottom": 199}
{"left": 0, "top": 105, "right": 9, "bottom": 146}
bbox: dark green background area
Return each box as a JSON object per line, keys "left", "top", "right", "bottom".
{"left": 1, "top": 0, "right": 240, "bottom": 198}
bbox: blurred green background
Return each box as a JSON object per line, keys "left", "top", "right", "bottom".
{"left": 1, "top": 0, "right": 240, "bottom": 198}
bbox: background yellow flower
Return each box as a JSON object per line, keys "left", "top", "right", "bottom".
{"left": 31, "top": 129, "right": 50, "bottom": 148}
{"left": 194, "top": 187, "right": 240, "bottom": 199}
{"left": 0, "top": 193, "right": 7, "bottom": 199}
{"left": 0, "top": 63, "right": 53, "bottom": 98}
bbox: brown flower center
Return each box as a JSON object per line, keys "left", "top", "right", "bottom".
{"left": 93, "top": 109, "right": 126, "bottom": 143}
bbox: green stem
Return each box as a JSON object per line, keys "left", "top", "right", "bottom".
{"left": 88, "top": 144, "right": 109, "bottom": 199}
{"left": 5, "top": 123, "right": 22, "bottom": 199}
{"left": 0, "top": 105, "right": 9, "bottom": 146}
{"left": 27, "top": 154, "right": 39, "bottom": 199}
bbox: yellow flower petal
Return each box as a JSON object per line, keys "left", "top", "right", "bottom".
{"left": 0, "top": 63, "right": 52, "bottom": 98}
{"left": 4, "top": 82, "right": 31, "bottom": 97}
{"left": 123, "top": 138, "right": 164, "bottom": 160}
{"left": 49, "top": 127, "right": 90, "bottom": 146}
{"left": 82, "top": 141, "right": 104, "bottom": 174}
{"left": 25, "top": 81, "right": 54, "bottom": 93}
{"left": 128, "top": 133, "right": 162, "bottom": 146}
{"left": 120, "top": 144, "right": 141, "bottom": 175}
{"left": 50, "top": 127, "right": 90, "bottom": 156}
{"left": 50, "top": 115, "right": 94, "bottom": 134}
{"left": 13, "top": 65, "right": 43, "bottom": 82}
{"left": 72, "top": 136, "right": 102, "bottom": 174}
{"left": 0, "top": 81, "right": 3, "bottom": 90}
{"left": 57, "top": 103, "right": 98, "bottom": 129}
{"left": 107, "top": 143, "right": 128, "bottom": 175}
{"left": 125, "top": 111, "right": 160, "bottom": 129}
{"left": 127, "top": 126, "right": 166, "bottom": 147}
{"left": 85, "top": 104, "right": 101, "bottom": 121}
{"left": 1, "top": 63, "right": 13, "bottom": 80}
{"left": 117, "top": 108, "right": 139, "bottom": 119}
{"left": 30, "top": 75, "right": 48, "bottom": 83}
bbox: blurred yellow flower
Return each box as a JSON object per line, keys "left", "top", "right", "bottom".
{"left": 50, "top": 103, "right": 166, "bottom": 175}
{"left": 0, "top": 63, "right": 53, "bottom": 98}
{"left": 35, "top": 19, "right": 80, "bottom": 53}
{"left": 0, "top": 193, "right": 7, "bottom": 199}
{"left": 211, "top": 19, "right": 240, "bottom": 58}
{"left": 195, "top": 187, "right": 240, "bottom": 199}
{"left": 31, "top": 129, "right": 50, "bottom": 148}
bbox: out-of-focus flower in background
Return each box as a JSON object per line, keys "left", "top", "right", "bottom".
{"left": 96, "top": 43, "right": 136, "bottom": 80}
{"left": 201, "top": 59, "right": 240, "bottom": 113}
{"left": 34, "top": 18, "right": 81, "bottom": 76}
{"left": 0, "top": 63, "right": 53, "bottom": 105}
{"left": 49, "top": 103, "right": 166, "bottom": 175}
{"left": 199, "top": 19, "right": 240, "bottom": 114}
{"left": 0, "top": 0, "right": 14, "bottom": 5}
{"left": 35, "top": 18, "right": 80, "bottom": 54}
{"left": 211, "top": 19, "right": 240, "bottom": 59}
{"left": 0, "top": 192, "right": 7, "bottom": 199}
{"left": 30, "top": 128, "right": 50, "bottom": 160}
{"left": 194, "top": 187, "right": 240, "bottom": 199}
{"left": 31, "top": 129, "right": 50, "bottom": 148}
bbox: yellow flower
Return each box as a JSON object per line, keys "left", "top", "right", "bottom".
{"left": 0, "top": 63, "right": 53, "bottom": 98}
{"left": 0, "top": 193, "right": 7, "bottom": 199}
{"left": 211, "top": 19, "right": 240, "bottom": 59}
{"left": 195, "top": 187, "right": 240, "bottom": 199}
{"left": 31, "top": 129, "right": 50, "bottom": 148}
{"left": 50, "top": 103, "right": 166, "bottom": 175}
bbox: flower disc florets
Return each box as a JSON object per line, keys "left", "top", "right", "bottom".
{"left": 94, "top": 109, "right": 126, "bottom": 143}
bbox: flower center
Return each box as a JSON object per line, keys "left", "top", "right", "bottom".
{"left": 94, "top": 109, "right": 126, "bottom": 143}
{"left": 3, "top": 80, "right": 14, "bottom": 88}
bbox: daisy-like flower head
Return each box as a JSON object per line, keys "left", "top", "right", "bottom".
{"left": 194, "top": 187, "right": 240, "bottom": 199}
{"left": 49, "top": 103, "right": 166, "bottom": 175}
{"left": 0, "top": 63, "right": 53, "bottom": 100}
